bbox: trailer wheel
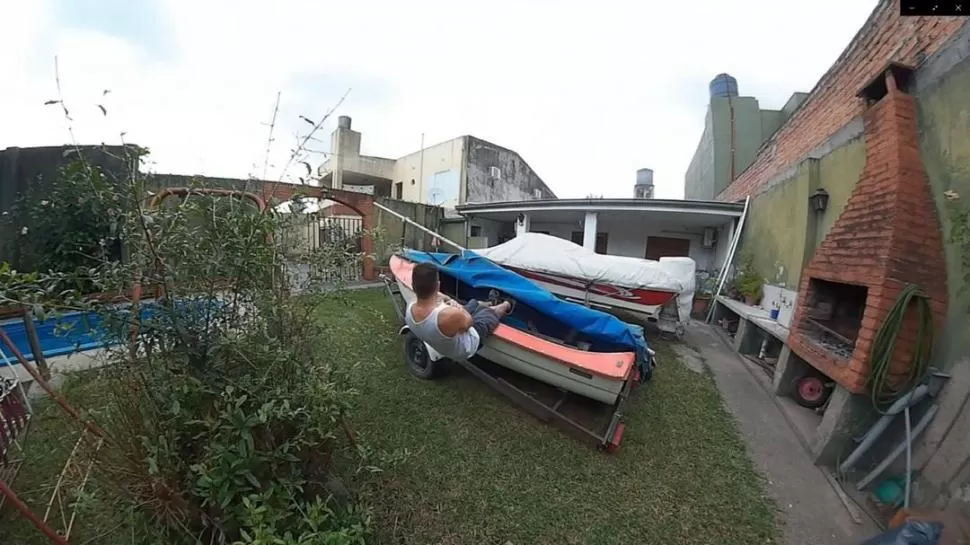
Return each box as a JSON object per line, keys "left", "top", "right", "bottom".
{"left": 404, "top": 332, "right": 440, "bottom": 380}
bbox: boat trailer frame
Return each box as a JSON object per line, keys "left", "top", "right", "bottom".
{"left": 380, "top": 273, "right": 639, "bottom": 452}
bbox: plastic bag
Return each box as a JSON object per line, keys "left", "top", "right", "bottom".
{"left": 860, "top": 520, "right": 943, "bottom": 545}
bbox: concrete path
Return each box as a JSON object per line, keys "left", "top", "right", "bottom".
{"left": 682, "top": 322, "right": 880, "bottom": 545}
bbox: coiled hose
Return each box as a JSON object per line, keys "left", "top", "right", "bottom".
{"left": 866, "top": 283, "right": 935, "bottom": 413}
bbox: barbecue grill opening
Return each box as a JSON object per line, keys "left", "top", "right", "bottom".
{"left": 798, "top": 278, "right": 868, "bottom": 360}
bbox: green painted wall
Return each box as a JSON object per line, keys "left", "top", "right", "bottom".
{"left": 815, "top": 138, "right": 866, "bottom": 247}
{"left": 742, "top": 164, "right": 812, "bottom": 289}
{"left": 686, "top": 97, "right": 782, "bottom": 199}
{"left": 761, "top": 110, "right": 783, "bottom": 144}
{"left": 710, "top": 98, "right": 733, "bottom": 197}
{"left": 739, "top": 138, "right": 865, "bottom": 289}
{"left": 684, "top": 108, "right": 716, "bottom": 200}
{"left": 916, "top": 55, "right": 970, "bottom": 371}
{"left": 731, "top": 97, "right": 769, "bottom": 181}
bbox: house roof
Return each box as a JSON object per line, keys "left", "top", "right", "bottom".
{"left": 457, "top": 197, "right": 744, "bottom": 216}
{"left": 456, "top": 198, "right": 745, "bottom": 228}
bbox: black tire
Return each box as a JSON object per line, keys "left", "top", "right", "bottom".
{"left": 403, "top": 332, "right": 440, "bottom": 380}
{"left": 792, "top": 374, "right": 831, "bottom": 409}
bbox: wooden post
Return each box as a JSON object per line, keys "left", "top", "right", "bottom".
{"left": 21, "top": 308, "right": 50, "bottom": 381}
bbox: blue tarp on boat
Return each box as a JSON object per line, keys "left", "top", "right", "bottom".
{"left": 402, "top": 249, "right": 652, "bottom": 379}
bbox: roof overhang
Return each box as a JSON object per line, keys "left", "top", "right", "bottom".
{"left": 456, "top": 198, "right": 744, "bottom": 226}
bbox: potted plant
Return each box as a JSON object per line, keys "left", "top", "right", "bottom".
{"left": 733, "top": 252, "right": 764, "bottom": 306}
{"left": 691, "top": 270, "right": 718, "bottom": 319}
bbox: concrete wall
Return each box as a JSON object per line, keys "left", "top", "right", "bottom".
{"left": 372, "top": 196, "right": 444, "bottom": 263}
{"left": 0, "top": 145, "right": 135, "bottom": 269}
{"left": 685, "top": 108, "right": 716, "bottom": 201}
{"left": 393, "top": 137, "right": 465, "bottom": 208}
{"left": 909, "top": 20, "right": 970, "bottom": 513}
{"left": 464, "top": 136, "right": 555, "bottom": 204}
{"left": 684, "top": 96, "right": 783, "bottom": 200}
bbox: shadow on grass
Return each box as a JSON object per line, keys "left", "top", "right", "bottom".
{"left": 321, "top": 288, "right": 780, "bottom": 545}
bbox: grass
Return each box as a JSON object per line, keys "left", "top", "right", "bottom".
{"left": 321, "top": 288, "right": 780, "bottom": 545}
{"left": 0, "top": 373, "right": 158, "bottom": 545}
{"left": 0, "top": 288, "right": 779, "bottom": 545}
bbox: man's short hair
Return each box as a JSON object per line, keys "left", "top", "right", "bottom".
{"left": 412, "top": 262, "right": 439, "bottom": 299}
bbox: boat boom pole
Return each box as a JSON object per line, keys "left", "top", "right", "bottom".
{"left": 372, "top": 201, "right": 467, "bottom": 252}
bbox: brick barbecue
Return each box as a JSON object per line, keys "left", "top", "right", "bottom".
{"left": 787, "top": 63, "right": 948, "bottom": 394}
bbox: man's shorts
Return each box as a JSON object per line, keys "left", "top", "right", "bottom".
{"left": 463, "top": 299, "right": 501, "bottom": 344}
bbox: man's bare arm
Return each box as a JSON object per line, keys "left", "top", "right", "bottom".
{"left": 437, "top": 306, "right": 473, "bottom": 336}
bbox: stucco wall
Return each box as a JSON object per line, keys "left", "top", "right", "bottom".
{"left": 684, "top": 96, "right": 782, "bottom": 200}
{"left": 393, "top": 138, "right": 465, "bottom": 208}
{"left": 685, "top": 108, "right": 716, "bottom": 200}
{"left": 908, "top": 20, "right": 970, "bottom": 512}
{"left": 740, "top": 135, "right": 866, "bottom": 290}
{"left": 464, "top": 137, "right": 555, "bottom": 204}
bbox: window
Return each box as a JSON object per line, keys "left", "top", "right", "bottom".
{"left": 645, "top": 237, "right": 691, "bottom": 260}
{"left": 490, "top": 166, "right": 502, "bottom": 179}
{"left": 533, "top": 188, "right": 542, "bottom": 199}
{"left": 470, "top": 225, "right": 483, "bottom": 237}
{"left": 394, "top": 181, "right": 403, "bottom": 199}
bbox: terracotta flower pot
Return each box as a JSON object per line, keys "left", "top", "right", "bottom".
{"left": 691, "top": 296, "right": 711, "bottom": 319}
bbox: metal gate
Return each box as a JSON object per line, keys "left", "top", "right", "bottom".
{"left": 317, "top": 215, "right": 364, "bottom": 284}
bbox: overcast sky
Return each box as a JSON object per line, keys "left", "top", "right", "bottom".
{"left": 2, "top": 0, "right": 878, "bottom": 199}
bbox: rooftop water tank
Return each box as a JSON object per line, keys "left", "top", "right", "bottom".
{"left": 634, "top": 168, "right": 654, "bottom": 199}
{"left": 636, "top": 168, "right": 654, "bottom": 186}
{"left": 338, "top": 115, "right": 352, "bottom": 129}
{"left": 709, "top": 73, "right": 739, "bottom": 99}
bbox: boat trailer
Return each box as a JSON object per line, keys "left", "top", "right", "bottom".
{"left": 380, "top": 273, "right": 641, "bottom": 453}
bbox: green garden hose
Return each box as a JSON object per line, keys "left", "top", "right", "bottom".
{"left": 866, "top": 283, "right": 935, "bottom": 413}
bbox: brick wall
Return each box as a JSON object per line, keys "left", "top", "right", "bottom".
{"left": 717, "top": 0, "right": 966, "bottom": 201}
{"left": 787, "top": 72, "right": 948, "bottom": 393}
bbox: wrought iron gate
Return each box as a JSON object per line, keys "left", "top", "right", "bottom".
{"left": 317, "top": 215, "right": 364, "bottom": 284}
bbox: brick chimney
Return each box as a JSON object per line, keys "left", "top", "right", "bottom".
{"left": 787, "top": 62, "right": 948, "bottom": 394}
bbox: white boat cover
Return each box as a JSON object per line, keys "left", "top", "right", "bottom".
{"left": 475, "top": 233, "right": 696, "bottom": 321}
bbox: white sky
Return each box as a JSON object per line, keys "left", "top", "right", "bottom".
{"left": 1, "top": 0, "right": 878, "bottom": 199}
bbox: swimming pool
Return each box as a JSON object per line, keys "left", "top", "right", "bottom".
{"left": 0, "top": 298, "right": 225, "bottom": 364}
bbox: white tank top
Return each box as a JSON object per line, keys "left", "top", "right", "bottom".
{"left": 405, "top": 302, "right": 481, "bottom": 361}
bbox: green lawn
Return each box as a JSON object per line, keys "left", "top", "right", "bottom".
{"left": 0, "top": 288, "right": 779, "bottom": 545}
{"left": 321, "top": 288, "right": 780, "bottom": 545}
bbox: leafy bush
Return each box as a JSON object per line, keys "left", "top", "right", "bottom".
{"left": 1, "top": 150, "right": 388, "bottom": 544}
{"left": 732, "top": 251, "right": 764, "bottom": 302}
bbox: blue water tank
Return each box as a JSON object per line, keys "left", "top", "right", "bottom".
{"left": 709, "top": 73, "right": 739, "bottom": 99}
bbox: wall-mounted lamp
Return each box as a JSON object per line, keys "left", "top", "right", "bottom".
{"left": 810, "top": 188, "right": 830, "bottom": 213}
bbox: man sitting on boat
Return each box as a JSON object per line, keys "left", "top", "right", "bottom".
{"left": 405, "top": 262, "right": 512, "bottom": 361}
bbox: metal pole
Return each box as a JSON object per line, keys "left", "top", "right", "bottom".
{"left": 418, "top": 133, "right": 425, "bottom": 203}
{"left": 0, "top": 478, "right": 70, "bottom": 545}
{"left": 706, "top": 195, "right": 751, "bottom": 323}
{"left": 372, "top": 201, "right": 466, "bottom": 252}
